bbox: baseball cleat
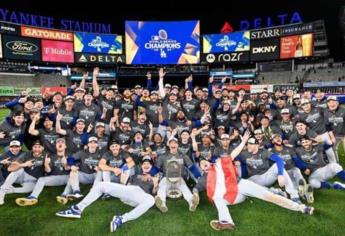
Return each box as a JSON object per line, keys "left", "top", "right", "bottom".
{"left": 269, "top": 187, "right": 288, "bottom": 198}
{"left": 189, "top": 192, "right": 200, "bottom": 212}
{"left": 210, "top": 220, "right": 235, "bottom": 231}
{"left": 303, "top": 206, "right": 314, "bottom": 215}
{"left": 56, "top": 195, "right": 68, "bottom": 205}
{"left": 101, "top": 194, "right": 112, "bottom": 200}
{"left": 15, "top": 196, "right": 38, "bottom": 206}
{"left": 304, "top": 185, "right": 314, "bottom": 203}
{"left": 110, "top": 215, "right": 123, "bottom": 232}
{"left": 298, "top": 179, "right": 307, "bottom": 197}
{"left": 66, "top": 191, "right": 84, "bottom": 200}
{"left": 56, "top": 205, "right": 81, "bottom": 219}
{"left": 155, "top": 196, "right": 168, "bottom": 213}
{"left": 334, "top": 181, "right": 345, "bottom": 190}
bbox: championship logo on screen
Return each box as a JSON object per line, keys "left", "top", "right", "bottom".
{"left": 215, "top": 35, "right": 236, "bottom": 51}
{"left": 88, "top": 36, "right": 109, "bottom": 52}
{"left": 203, "top": 31, "right": 250, "bottom": 53}
{"left": 125, "top": 20, "right": 200, "bottom": 65}
{"left": 144, "top": 29, "right": 181, "bottom": 58}
{"left": 74, "top": 32, "right": 122, "bottom": 54}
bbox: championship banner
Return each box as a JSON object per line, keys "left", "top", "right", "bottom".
{"left": 0, "top": 21, "right": 21, "bottom": 35}
{"left": 75, "top": 53, "right": 124, "bottom": 64}
{"left": 41, "top": 87, "right": 67, "bottom": 96}
{"left": 2, "top": 35, "right": 41, "bottom": 61}
{"left": 74, "top": 32, "right": 122, "bottom": 54}
{"left": 41, "top": 40, "right": 74, "bottom": 63}
{"left": 202, "top": 51, "right": 250, "bottom": 64}
{"left": 125, "top": 20, "right": 200, "bottom": 65}
{"left": 21, "top": 26, "right": 73, "bottom": 41}
{"left": 280, "top": 33, "right": 313, "bottom": 59}
{"left": 203, "top": 31, "right": 250, "bottom": 53}
{"left": 250, "top": 38, "right": 280, "bottom": 61}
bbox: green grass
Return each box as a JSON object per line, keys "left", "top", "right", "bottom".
{"left": 0, "top": 108, "right": 345, "bottom": 236}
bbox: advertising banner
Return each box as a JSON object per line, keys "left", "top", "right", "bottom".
{"left": 21, "top": 26, "right": 73, "bottom": 41}
{"left": 280, "top": 33, "right": 313, "bottom": 59}
{"left": 41, "top": 87, "right": 67, "bottom": 96}
{"left": 125, "top": 20, "right": 200, "bottom": 64}
{"left": 75, "top": 53, "right": 124, "bottom": 64}
{"left": 41, "top": 40, "right": 74, "bottom": 63}
{"left": 250, "top": 38, "right": 280, "bottom": 61}
{"left": 202, "top": 51, "right": 250, "bottom": 64}
{"left": 74, "top": 32, "right": 122, "bottom": 54}
{"left": 0, "top": 21, "right": 21, "bottom": 35}
{"left": 2, "top": 35, "right": 41, "bottom": 61}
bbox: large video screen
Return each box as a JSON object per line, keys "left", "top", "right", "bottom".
{"left": 125, "top": 20, "right": 200, "bottom": 65}
{"left": 280, "top": 33, "right": 313, "bottom": 59}
{"left": 74, "top": 32, "right": 122, "bottom": 54}
{"left": 203, "top": 31, "right": 250, "bottom": 53}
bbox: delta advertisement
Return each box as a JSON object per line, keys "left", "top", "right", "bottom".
{"left": 203, "top": 31, "right": 250, "bottom": 53}
{"left": 280, "top": 33, "right": 313, "bottom": 59}
{"left": 41, "top": 40, "right": 74, "bottom": 63}
{"left": 125, "top": 20, "right": 200, "bottom": 64}
{"left": 74, "top": 32, "right": 122, "bottom": 54}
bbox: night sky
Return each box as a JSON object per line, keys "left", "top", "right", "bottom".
{"left": 1, "top": 0, "right": 345, "bottom": 60}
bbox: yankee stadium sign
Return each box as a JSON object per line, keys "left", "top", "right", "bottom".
{"left": 0, "top": 8, "right": 112, "bottom": 34}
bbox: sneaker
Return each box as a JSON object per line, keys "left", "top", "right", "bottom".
{"left": 66, "top": 191, "right": 84, "bottom": 200}
{"left": 56, "top": 205, "right": 81, "bottom": 219}
{"left": 304, "top": 185, "right": 314, "bottom": 203}
{"left": 0, "top": 191, "right": 5, "bottom": 205}
{"left": 269, "top": 187, "right": 288, "bottom": 198}
{"left": 15, "top": 196, "right": 38, "bottom": 206}
{"left": 291, "top": 197, "right": 302, "bottom": 205}
{"left": 110, "top": 215, "right": 123, "bottom": 232}
{"left": 334, "top": 181, "right": 345, "bottom": 190}
{"left": 101, "top": 194, "right": 112, "bottom": 200}
{"left": 298, "top": 179, "right": 307, "bottom": 197}
{"left": 56, "top": 195, "right": 68, "bottom": 205}
{"left": 155, "top": 196, "right": 168, "bottom": 213}
{"left": 189, "top": 192, "right": 200, "bottom": 212}
{"left": 210, "top": 220, "right": 234, "bottom": 231}
{"left": 303, "top": 206, "right": 314, "bottom": 215}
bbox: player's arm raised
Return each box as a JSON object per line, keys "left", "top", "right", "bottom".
{"left": 230, "top": 130, "right": 250, "bottom": 160}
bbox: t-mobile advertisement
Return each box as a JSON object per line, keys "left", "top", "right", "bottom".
{"left": 41, "top": 40, "right": 74, "bottom": 63}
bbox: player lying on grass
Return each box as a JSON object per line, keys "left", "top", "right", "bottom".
{"left": 193, "top": 132, "right": 314, "bottom": 231}
{"left": 56, "top": 156, "right": 158, "bottom": 233}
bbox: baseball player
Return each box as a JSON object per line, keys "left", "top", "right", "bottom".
{"left": 237, "top": 137, "right": 301, "bottom": 203}
{"left": 58, "top": 136, "right": 103, "bottom": 201}
{"left": 270, "top": 133, "right": 312, "bottom": 202}
{"left": 56, "top": 156, "right": 158, "bottom": 233}
{"left": 193, "top": 131, "right": 314, "bottom": 231}
{"left": 0, "top": 140, "right": 45, "bottom": 205}
{"left": 15, "top": 138, "right": 71, "bottom": 206}
{"left": 154, "top": 138, "right": 200, "bottom": 213}
{"left": 0, "top": 140, "right": 25, "bottom": 185}
{"left": 295, "top": 136, "right": 345, "bottom": 192}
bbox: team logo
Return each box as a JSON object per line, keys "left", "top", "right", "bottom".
{"left": 144, "top": 29, "right": 181, "bottom": 58}
{"left": 215, "top": 35, "right": 236, "bottom": 51}
{"left": 88, "top": 36, "right": 110, "bottom": 52}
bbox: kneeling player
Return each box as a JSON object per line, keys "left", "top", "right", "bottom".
{"left": 295, "top": 136, "right": 345, "bottom": 192}
{"left": 56, "top": 156, "right": 158, "bottom": 233}
{"left": 193, "top": 132, "right": 314, "bottom": 231}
